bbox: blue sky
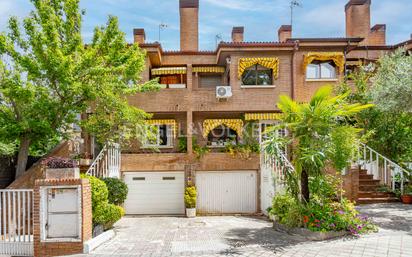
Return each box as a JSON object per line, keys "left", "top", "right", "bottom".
{"left": 0, "top": 0, "right": 411, "bottom": 50}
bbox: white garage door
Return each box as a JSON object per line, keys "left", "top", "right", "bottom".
{"left": 196, "top": 171, "right": 257, "bottom": 214}
{"left": 124, "top": 172, "right": 185, "bottom": 215}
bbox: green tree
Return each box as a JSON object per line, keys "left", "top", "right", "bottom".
{"left": 265, "top": 86, "right": 372, "bottom": 203}
{"left": 338, "top": 65, "right": 412, "bottom": 163}
{"left": 0, "top": 0, "right": 158, "bottom": 178}
{"left": 370, "top": 48, "right": 412, "bottom": 113}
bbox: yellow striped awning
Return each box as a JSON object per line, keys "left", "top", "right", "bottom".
{"left": 303, "top": 52, "right": 345, "bottom": 74}
{"left": 146, "top": 119, "right": 177, "bottom": 137}
{"left": 193, "top": 66, "right": 225, "bottom": 73}
{"left": 245, "top": 113, "right": 283, "bottom": 121}
{"left": 151, "top": 67, "right": 187, "bottom": 76}
{"left": 238, "top": 57, "right": 279, "bottom": 79}
{"left": 202, "top": 119, "right": 243, "bottom": 138}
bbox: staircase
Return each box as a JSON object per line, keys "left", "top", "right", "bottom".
{"left": 357, "top": 169, "right": 399, "bottom": 204}
{"left": 86, "top": 143, "right": 121, "bottom": 178}
{"left": 355, "top": 143, "right": 409, "bottom": 204}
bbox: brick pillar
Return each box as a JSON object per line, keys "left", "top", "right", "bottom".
{"left": 33, "top": 178, "right": 92, "bottom": 257}
{"left": 342, "top": 168, "right": 359, "bottom": 202}
{"left": 187, "top": 111, "right": 193, "bottom": 154}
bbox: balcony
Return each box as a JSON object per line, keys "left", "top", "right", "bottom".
{"left": 121, "top": 152, "right": 260, "bottom": 172}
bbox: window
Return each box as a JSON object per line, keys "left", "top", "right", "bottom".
{"left": 242, "top": 65, "right": 273, "bottom": 86}
{"left": 153, "top": 75, "right": 187, "bottom": 88}
{"left": 207, "top": 125, "right": 238, "bottom": 147}
{"left": 143, "top": 125, "right": 173, "bottom": 147}
{"left": 306, "top": 61, "right": 336, "bottom": 79}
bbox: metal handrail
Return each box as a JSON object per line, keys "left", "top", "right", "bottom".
{"left": 357, "top": 143, "right": 409, "bottom": 193}
{"left": 86, "top": 143, "right": 121, "bottom": 178}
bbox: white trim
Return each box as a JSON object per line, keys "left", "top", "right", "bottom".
{"left": 241, "top": 85, "right": 276, "bottom": 89}
{"left": 142, "top": 124, "right": 174, "bottom": 148}
{"left": 305, "top": 78, "right": 338, "bottom": 82}
{"left": 40, "top": 185, "right": 82, "bottom": 243}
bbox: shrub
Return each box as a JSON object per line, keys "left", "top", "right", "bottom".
{"left": 81, "top": 174, "right": 125, "bottom": 229}
{"left": 43, "top": 157, "right": 78, "bottom": 168}
{"left": 302, "top": 197, "right": 377, "bottom": 235}
{"left": 82, "top": 175, "right": 109, "bottom": 207}
{"left": 184, "top": 186, "right": 196, "bottom": 208}
{"left": 271, "top": 194, "right": 303, "bottom": 228}
{"left": 93, "top": 202, "right": 125, "bottom": 229}
{"left": 309, "top": 174, "right": 342, "bottom": 200}
{"left": 271, "top": 176, "right": 378, "bottom": 235}
{"left": 102, "top": 177, "right": 129, "bottom": 205}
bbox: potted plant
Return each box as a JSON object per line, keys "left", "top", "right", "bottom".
{"left": 400, "top": 186, "right": 412, "bottom": 204}
{"left": 43, "top": 157, "right": 79, "bottom": 179}
{"left": 184, "top": 186, "right": 197, "bottom": 218}
{"left": 79, "top": 152, "right": 93, "bottom": 166}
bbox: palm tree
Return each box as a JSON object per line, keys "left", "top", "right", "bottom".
{"left": 265, "top": 86, "right": 373, "bottom": 203}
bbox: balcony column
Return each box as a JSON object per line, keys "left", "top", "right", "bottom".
{"left": 187, "top": 111, "right": 193, "bottom": 154}
{"left": 186, "top": 64, "right": 193, "bottom": 90}
{"left": 186, "top": 64, "right": 193, "bottom": 154}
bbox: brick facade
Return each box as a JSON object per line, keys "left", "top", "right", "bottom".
{"left": 33, "top": 178, "right": 92, "bottom": 257}
{"left": 118, "top": 0, "right": 408, "bottom": 184}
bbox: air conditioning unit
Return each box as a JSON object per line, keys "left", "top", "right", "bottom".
{"left": 216, "top": 86, "right": 232, "bottom": 99}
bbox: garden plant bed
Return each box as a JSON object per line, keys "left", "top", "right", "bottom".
{"left": 273, "top": 221, "right": 349, "bottom": 241}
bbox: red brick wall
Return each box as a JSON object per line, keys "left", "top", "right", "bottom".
{"left": 33, "top": 178, "right": 92, "bottom": 257}
{"left": 8, "top": 141, "right": 73, "bottom": 189}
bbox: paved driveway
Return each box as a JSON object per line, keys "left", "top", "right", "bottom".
{"left": 69, "top": 203, "right": 412, "bottom": 257}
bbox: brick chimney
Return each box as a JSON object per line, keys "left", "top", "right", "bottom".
{"left": 133, "top": 29, "right": 146, "bottom": 44}
{"left": 369, "top": 24, "right": 386, "bottom": 45}
{"left": 278, "top": 25, "right": 292, "bottom": 42}
{"left": 345, "top": 0, "right": 371, "bottom": 40}
{"left": 180, "top": 0, "right": 199, "bottom": 51}
{"left": 232, "top": 27, "right": 244, "bottom": 43}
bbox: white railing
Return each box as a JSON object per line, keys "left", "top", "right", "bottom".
{"left": 357, "top": 143, "right": 409, "bottom": 192}
{"left": 260, "top": 150, "right": 295, "bottom": 214}
{"left": 86, "top": 143, "right": 121, "bottom": 178}
{"left": 0, "top": 189, "right": 34, "bottom": 256}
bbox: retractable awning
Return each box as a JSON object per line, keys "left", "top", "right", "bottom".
{"left": 202, "top": 119, "right": 243, "bottom": 138}
{"left": 193, "top": 66, "right": 226, "bottom": 73}
{"left": 245, "top": 113, "right": 282, "bottom": 121}
{"left": 238, "top": 57, "right": 279, "bottom": 79}
{"left": 151, "top": 67, "right": 187, "bottom": 76}
{"left": 303, "top": 52, "right": 345, "bottom": 73}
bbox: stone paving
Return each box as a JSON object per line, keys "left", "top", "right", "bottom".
{"left": 68, "top": 203, "right": 412, "bottom": 257}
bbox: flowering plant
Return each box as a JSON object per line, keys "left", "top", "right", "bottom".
{"left": 43, "top": 157, "right": 78, "bottom": 169}
{"left": 302, "top": 197, "right": 377, "bottom": 235}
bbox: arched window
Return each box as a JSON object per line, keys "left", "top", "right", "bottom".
{"left": 207, "top": 125, "right": 238, "bottom": 147}
{"left": 306, "top": 61, "right": 336, "bottom": 79}
{"left": 242, "top": 64, "right": 273, "bottom": 86}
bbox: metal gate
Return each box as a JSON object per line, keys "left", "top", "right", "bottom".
{"left": 0, "top": 189, "right": 34, "bottom": 256}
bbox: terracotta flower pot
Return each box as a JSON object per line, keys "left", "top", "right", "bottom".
{"left": 400, "top": 195, "right": 412, "bottom": 204}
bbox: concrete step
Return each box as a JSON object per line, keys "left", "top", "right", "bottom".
{"left": 359, "top": 174, "right": 374, "bottom": 180}
{"left": 357, "top": 197, "right": 400, "bottom": 204}
{"left": 359, "top": 179, "right": 380, "bottom": 186}
{"left": 359, "top": 184, "right": 379, "bottom": 191}
{"left": 358, "top": 191, "right": 396, "bottom": 198}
